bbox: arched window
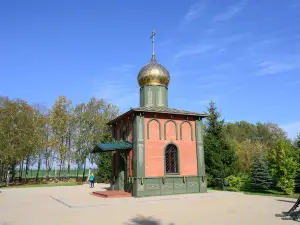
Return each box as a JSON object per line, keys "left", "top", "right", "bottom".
{"left": 165, "top": 144, "right": 179, "bottom": 174}
{"left": 121, "top": 126, "right": 127, "bottom": 141}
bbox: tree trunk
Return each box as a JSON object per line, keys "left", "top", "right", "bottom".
{"left": 46, "top": 169, "right": 50, "bottom": 181}
{"left": 19, "top": 160, "right": 24, "bottom": 183}
{"left": 6, "top": 167, "right": 10, "bottom": 187}
{"left": 11, "top": 163, "right": 16, "bottom": 183}
{"left": 82, "top": 159, "right": 86, "bottom": 182}
{"left": 76, "top": 163, "right": 80, "bottom": 181}
{"left": 60, "top": 137, "right": 64, "bottom": 178}
{"left": 24, "top": 156, "right": 30, "bottom": 183}
{"left": 67, "top": 132, "right": 71, "bottom": 177}
{"left": 46, "top": 163, "right": 50, "bottom": 181}
{"left": 67, "top": 163, "right": 71, "bottom": 178}
{"left": 54, "top": 164, "right": 57, "bottom": 182}
{"left": 35, "top": 151, "right": 42, "bottom": 182}
{"left": 45, "top": 150, "right": 50, "bottom": 182}
{"left": 45, "top": 128, "right": 51, "bottom": 182}
{"left": 58, "top": 160, "right": 62, "bottom": 178}
{"left": 0, "top": 161, "right": 3, "bottom": 179}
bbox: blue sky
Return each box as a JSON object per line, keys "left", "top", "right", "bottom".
{"left": 1, "top": 0, "right": 300, "bottom": 139}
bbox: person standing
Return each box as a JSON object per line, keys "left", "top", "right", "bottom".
{"left": 89, "top": 173, "right": 95, "bottom": 188}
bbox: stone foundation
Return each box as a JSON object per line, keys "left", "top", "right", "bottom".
{"left": 130, "top": 176, "right": 207, "bottom": 197}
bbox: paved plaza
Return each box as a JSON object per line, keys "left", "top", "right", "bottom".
{"left": 0, "top": 183, "right": 297, "bottom": 225}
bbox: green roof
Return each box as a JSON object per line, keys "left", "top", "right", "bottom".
{"left": 92, "top": 141, "right": 132, "bottom": 153}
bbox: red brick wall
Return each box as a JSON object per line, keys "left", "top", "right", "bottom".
{"left": 144, "top": 113, "right": 197, "bottom": 177}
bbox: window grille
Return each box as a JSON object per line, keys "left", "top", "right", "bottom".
{"left": 165, "top": 144, "right": 178, "bottom": 174}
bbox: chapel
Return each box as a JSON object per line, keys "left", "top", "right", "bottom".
{"left": 92, "top": 31, "right": 208, "bottom": 197}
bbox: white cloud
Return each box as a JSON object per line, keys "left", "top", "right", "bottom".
{"left": 212, "top": 0, "right": 246, "bottom": 23}
{"left": 174, "top": 44, "right": 216, "bottom": 59}
{"left": 281, "top": 121, "right": 300, "bottom": 139}
{"left": 93, "top": 65, "right": 139, "bottom": 112}
{"left": 94, "top": 80, "right": 139, "bottom": 112}
{"left": 182, "top": 2, "right": 206, "bottom": 24}
{"left": 169, "top": 70, "right": 194, "bottom": 77}
{"left": 109, "top": 64, "right": 134, "bottom": 73}
{"left": 174, "top": 33, "right": 247, "bottom": 60}
{"left": 257, "top": 59, "right": 300, "bottom": 76}
{"left": 197, "top": 74, "right": 228, "bottom": 81}
{"left": 197, "top": 81, "right": 229, "bottom": 89}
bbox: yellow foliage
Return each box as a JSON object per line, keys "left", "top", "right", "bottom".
{"left": 238, "top": 139, "right": 268, "bottom": 173}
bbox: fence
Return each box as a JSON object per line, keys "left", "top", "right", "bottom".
{"left": 1, "top": 169, "right": 97, "bottom": 181}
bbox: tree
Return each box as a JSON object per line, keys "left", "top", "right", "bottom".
{"left": 239, "top": 139, "right": 269, "bottom": 173}
{"left": 225, "top": 121, "right": 258, "bottom": 143}
{"left": 204, "top": 101, "right": 238, "bottom": 179}
{"left": 0, "top": 98, "right": 19, "bottom": 184}
{"left": 293, "top": 134, "right": 300, "bottom": 192}
{"left": 43, "top": 120, "right": 54, "bottom": 181}
{"left": 250, "top": 155, "right": 272, "bottom": 190}
{"left": 73, "top": 97, "right": 119, "bottom": 181}
{"left": 256, "top": 122, "right": 287, "bottom": 148}
{"left": 0, "top": 98, "right": 32, "bottom": 184}
{"left": 49, "top": 96, "right": 72, "bottom": 179}
{"left": 94, "top": 152, "right": 112, "bottom": 183}
{"left": 294, "top": 133, "right": 300, "bottom": 149}
{"left": 0, "top": 94, "right": 120, "bottom": 185}
{"left": 29, "top": 104, "right": 48, "bottom": 182}
{"left": 73, "top": 102, "right": 89, "bottom": 180}
{"left": 268, "top": 140, "right": 298, "bottom": 194}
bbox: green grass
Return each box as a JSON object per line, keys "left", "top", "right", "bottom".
{"left": 0, "top": 182, "right": 81, "bottom": 189}
{"left": 208, "top": 187, "right": 299, "bottom": 199}
{"left": 9, "top": 169, "right": 94, "bottom": 179}
{"left": 242, "top": 189, "right": 299, "bottom": 199}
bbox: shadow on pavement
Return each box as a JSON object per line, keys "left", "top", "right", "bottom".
{"left": 103, "top": 187, "right": 112, "bottom": 190}
{"left": 276, "top": 199, "right": 297, "bottom": 204}
{"left": 125, "top": 215, "right": 174, "bottom": 225}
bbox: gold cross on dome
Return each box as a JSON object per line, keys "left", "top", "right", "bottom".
{"left": 150, "top": 30, "right": 156, "bottom": 57}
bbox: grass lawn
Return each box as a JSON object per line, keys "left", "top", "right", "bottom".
{"left": 208, "top": 187, "right": 299, "bottom": 199}
{"left": 243, "top": 189, "right": 299, "bottom": 199}
{"left": 0, "top": 182, "right": 81, "bottom": 189}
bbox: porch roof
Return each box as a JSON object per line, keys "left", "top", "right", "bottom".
{"left": 92, "top": 141, "right": 132, "bottom": 153}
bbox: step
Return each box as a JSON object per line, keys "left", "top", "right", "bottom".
{"left": 92, "top": 190, "right": 132, "bottom": 198}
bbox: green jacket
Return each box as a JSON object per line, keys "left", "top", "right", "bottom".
{"left": 89, "top": 175, "right": 94, "bottom": 181}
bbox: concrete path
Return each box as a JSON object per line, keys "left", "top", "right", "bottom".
{"left": 0, "top": 183, "right": 297, "bottom": 225}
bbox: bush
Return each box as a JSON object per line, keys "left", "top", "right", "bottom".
{"left": 277, "top": 177, "right": 295, "bottom": 195}
{"left": 215, "top": 178, "right": 225, "bottom": 190}
{"left": 295, "top": 173, "right": 300, "bottom": 193}
{"left": 268, "top": 140, "right": 298, "bottom": 195}
{"left": 239, "top": 173, "right": 251, "bottom": 191}
{"left": 206, "top": 174, "right": 214, "bottom": 187}
{"left": 94, "top": 175, "right": 110, "bottom": 183}
{"left": 225, "top": 175, "right": 243, "bottom": 192}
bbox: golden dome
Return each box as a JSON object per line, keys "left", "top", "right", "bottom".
{"left": 138, "top": 56, "right": 170, "bottom": 87}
